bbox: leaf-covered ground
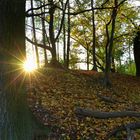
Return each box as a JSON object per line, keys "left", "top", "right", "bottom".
{"left": 27, "top": 68, "right": 140, "bottom": 140}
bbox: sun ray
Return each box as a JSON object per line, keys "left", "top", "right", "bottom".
{"left": 23, "top": 59, "right": 37, "bottom": 72}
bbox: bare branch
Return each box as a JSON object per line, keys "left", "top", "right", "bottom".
{"left": 26, "top": 3, "right": 50, "bottom": 14}
{"left": 55, "top": 0, "right": 69, "bottom": 41}
{"left": 26, "top": 37, "right": 52, "bottom": 52}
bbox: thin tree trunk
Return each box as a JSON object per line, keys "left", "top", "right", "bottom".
{"left": 105, "top": 0, "right": 117, "bottom": 86}
{"left": 49, "top": 0, "right": 57, "bottom": 64}
{"left": 91, "top": 0, "right": 97, "bottom": 71}
{"left": 57, "top": 40, "right": 60, "bottom": 61}
{"left": 87, "top": 46, "right": 89, "bottom": 70}
{"left": 63, "top": 17, "right": 66, "bottom": 66}
{"left": 57, "top": 11, "right": 60, "bottom": 61}
{"left": 41, "top": 0, "right": 48, "bottom": 66}
{"left": 111, "top": 55, "right": 115, "bottom": 72}
{"left": 66, "top": 0, "right": 70, "bottom": 69}
{"left": 31, "top": 0, "right": 40, "bottom": 68}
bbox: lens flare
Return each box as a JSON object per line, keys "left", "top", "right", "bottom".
{"left": 23, "top": 59, "right": 36, "bottom": 72}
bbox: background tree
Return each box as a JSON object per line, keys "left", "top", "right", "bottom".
{"left": 31, "top": 0, "right": 40, "bottom": 68}
{"left": 66, "top": 0, "right": 71, "bottom": 68}
{"left": 134, "top": 28, "right": 140, "bottom": 76}
{"left": 26, "top": 0, "right": 68, "bottom": 67}
{"left": 91, "top": 0, "right": 97, "bottom": 71}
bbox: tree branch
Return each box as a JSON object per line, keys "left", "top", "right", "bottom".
{"left": 26, "top": 37, "right": 52, "bottom": 52}
{"left": 55, "top": 0, "right": 69, "bottom": 41}
{"left": 26, "top": 3, "right": 50, "bottom": 14}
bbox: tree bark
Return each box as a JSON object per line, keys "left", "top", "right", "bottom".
{"left": 111, "top": 55, "right": 116, "bottom": 72}
{"left": 0, "top": 1, "right": 34, "bottom": 139}
{"left": 105, "top": 0, "right": 117, "bottom": 86}
{"left": 41, "top": 0, "right": 48, "bottom": 66}
{"left": 0, "top": 1, "right": 48, "bottom": 139}
{"left": 87, "top": 46, "right": 89, "bottom": 70}
{"left": 63, "top": 17, "right": 66, "bottom": 66}
{"left": 91, "top": 0, "right": 97, "bottom": 71}
{"left": 134, "top": 30, "right": 140, "bottom": 77}
{"left": 75, "top": 108, "right": 140, "bottom": 119}
{"left": 49, "top": 0, "right": 57, "bottom": 64}
{"left": 66, "top": 0, "right": 71, "bottom": 69}
{"left": 31, "top": 0, "right": 40, "bottom": 68}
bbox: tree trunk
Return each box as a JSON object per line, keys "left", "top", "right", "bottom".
{"left": 91, "top": 0, "right": 97, "bottom": 71}
{"left": 31, "top": 0, "right": 40, "bottom": 68}
{"left": 63, "top": 17, "right": 66, "bottom": 66}
{"left": 111, "top": 55, "right": 115, "bottom": 72}
{"left": 0, "top": 1, "right": 48, "bottom": 139}
{"left": 41, "top": 0, "right": 48, "bottom": 66}
{"left": 105, "top": 0, "right": 117, "bottom": 86}
{"left": 134, "top": 30, "right": 140, "bottom": 77}
{"left": 66, "top": 0, "right": 70, "bottom": 69}
{"left": 0, "top": 1, "right": 34, "bottom": 139}
{"left": 87, "top": 46, "right": 89, "bottom": 70}
{"left": 49, "top": 0, "right": 57, "bottom": 64}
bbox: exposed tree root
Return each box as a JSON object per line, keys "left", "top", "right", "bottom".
{"left": 75, "top": 107, "right": 140, "bottom": 119}
{"left": 96, "top": 93, "right": 125, "bottom": 104}
{"left": 96, "top": 93, "right": 116, "bottom": 103}
{"left": 105, "top": 122, "right": 140, "bottom": 140}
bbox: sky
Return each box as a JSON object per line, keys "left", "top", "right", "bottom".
{"left": 131, "top": 0, "right": 140, "bottom": 6}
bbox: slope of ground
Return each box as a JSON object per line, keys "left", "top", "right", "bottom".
{"left": 27, "top": 68, "right": 140, "bottom": 140}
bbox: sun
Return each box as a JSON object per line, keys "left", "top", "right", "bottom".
{"left": 23, "top": 59, "right": 37, "bottom": 72}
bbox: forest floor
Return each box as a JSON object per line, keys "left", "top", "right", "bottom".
{"left": 26, "top": 68, "right": 140, "bottom": 140}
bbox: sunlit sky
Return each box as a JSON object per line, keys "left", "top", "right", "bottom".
{"left": 131, "top": 1, "right": 140, "bottom": 6}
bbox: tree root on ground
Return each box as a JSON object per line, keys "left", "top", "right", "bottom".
{"left": 96, "top": 93, "right": 126, "bottom": 104}
{"left": 75, "top": 107, "right": 140, "bottom": 119}
{"left": 105, "top": 122, "right": 140, "bottom": 140}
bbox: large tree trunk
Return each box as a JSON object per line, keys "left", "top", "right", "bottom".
{"left": 0, "top": 1, "right": 47, "bottom": 139}
{"left": 134, "top": 30, "right": 140, "bottom": 77}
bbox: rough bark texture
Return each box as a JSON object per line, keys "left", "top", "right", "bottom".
{"left": 0, "top": 1, "right": 31, "bottom": 139}
{"left": 0, "top": 1, "right": 49, "bottom": 139}
{"left": 134, "top": 30, "right": 140, "bottom": 77}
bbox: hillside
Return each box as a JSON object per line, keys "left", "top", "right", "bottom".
{"left": 27, "top": 68, "right": 140, "bottom": 140}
